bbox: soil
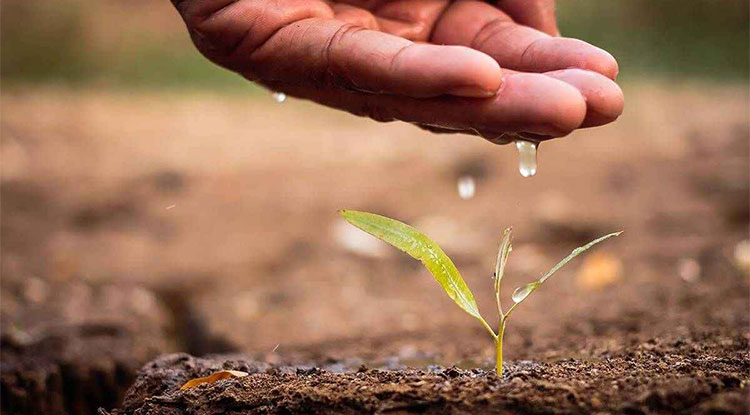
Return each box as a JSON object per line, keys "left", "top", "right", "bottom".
{"left": 2, "top": 84, "right": 749, "bottom": 414}
{"left": 105, "top": 330, "right": 748, "bottom": 415}
{"left": 0, "top": 281, "right": 176, "bottom": 415}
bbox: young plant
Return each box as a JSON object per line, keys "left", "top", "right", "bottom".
{"left": 339, "top": 210, "right": 621, "bottom": 375}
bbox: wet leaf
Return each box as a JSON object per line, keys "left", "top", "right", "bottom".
{"left": 511, "top": 282, "right": 539, "bottom": 303}
{"left": 511, "top": 231, "right": 621, "bottom": 305}
{"left": 539, "top": 231, "right": 622, "bottom": 284}
{"left": 340, "top": 210, "right": 481, "bottom": 319}
{"left": 180, "top": 370, "right": 249, "bottom": 390}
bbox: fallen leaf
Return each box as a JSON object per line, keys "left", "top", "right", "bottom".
{"left": 180, "top": 370, "right": 249, "bottom": 390}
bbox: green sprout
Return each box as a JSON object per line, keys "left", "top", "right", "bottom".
{"left": 339, "top": 210, "right": 622, "bottom": 375}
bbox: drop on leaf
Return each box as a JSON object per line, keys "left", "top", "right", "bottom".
{"left": 511, "top": 282, "right": 539, "bottom": 303}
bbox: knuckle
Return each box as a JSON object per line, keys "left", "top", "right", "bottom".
{"left": 471, "top": 18, "right": 515, "bottom": 52}
{"left": 183, "top": 0, "right": 333, "bottom": 71}
{"left": 320, "top": 24, "right": 365, "bottom": 90}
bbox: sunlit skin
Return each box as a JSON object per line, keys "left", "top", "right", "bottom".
{"left": 170, "top": 0, "right": 624, "bottom": 143}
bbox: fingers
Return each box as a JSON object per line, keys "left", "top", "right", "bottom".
{"left": 176, "top": 0, "right": 502, "bottom": 98}
{"left": 501, "top": 68, "right": 624, "bottom": 128}
{"left": 249, "top": 18, "right": 503, "bottom": 98}
{"left": 432, "top": 1, "right": 619, "bottom": 80}
{"left": 541, "top": 69, "right": 624, "bottom": 127}
{"left": 266, "top": 71, "right": 587, "bottom": 138}
{"left": 496, "top": 0, "right": 558, "bottom": 36}
{"left": 172, "top": 0, "right": 619, "bottom": 140}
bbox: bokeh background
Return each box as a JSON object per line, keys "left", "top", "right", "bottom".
{"left": 2, "top": 1, "right": 749, "bottom": 413}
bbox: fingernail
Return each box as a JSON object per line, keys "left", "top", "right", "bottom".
{"left": 448, "top": 85, "right": 497, "bottom": 98}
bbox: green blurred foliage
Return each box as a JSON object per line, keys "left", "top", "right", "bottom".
{"left": 1, "top": 0, "right": 748, "bottom": 89}
{"left": 0, "top": 1, "right": 245, "bottom": 90}
{"left": 558, "top": 0, "right": 749, "bottom": 81}
{"left": 1, "top": 2, "right": 93, "bottom": 84}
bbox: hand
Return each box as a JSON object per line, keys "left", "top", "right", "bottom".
{"left": 170, "top": 0, "right": 623, "bottom": 142}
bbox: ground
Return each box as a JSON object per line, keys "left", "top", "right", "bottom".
{"left": 1, "top": 82, "right": 749, "bottom": 414}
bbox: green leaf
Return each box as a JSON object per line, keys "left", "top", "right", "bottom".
{"left": 510, "top": 231, "right": 622, "bottom": 307}
{"left": 538, "top": 231, "right": 623, "bottom": 284}
{"left": 340, "top": 210, "right": 481, "bottom": 319}
{"left": 494, "top": 227, "right": 513, "bottom": 294}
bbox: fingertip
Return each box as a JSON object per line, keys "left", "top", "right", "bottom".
{"left": 587, "top": 76, "right": 624, "bottom": 126}
{"left": 499, "top": 73, "right": 586, "bottom": 136}
{"left": 531, "top": 38, "right": 620, "bottom": 80}
{"left": 544, "top": 69, "right": 624, "bottom": 127}
{"left": 545, "top": 79, "right": 588, "bottom": 135}
{"left": 583, "top": 47, "right": 620, "bottom": 81}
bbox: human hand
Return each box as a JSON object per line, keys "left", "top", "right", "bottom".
{"left": 170, "top": 0, "right": 623, "bottom": 142}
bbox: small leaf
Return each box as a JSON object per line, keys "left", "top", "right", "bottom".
{"left": 511, "top": 282, "right": 539, "bottom": 303}
{"left": 180, "top": 370, "right": 249, "bottom": 390}
{"left": 539, "top": 231, "right": 622, "bottom": 283}
{"left": 510, "top": 231, "right": 622, "bottom": 308}
{"left": 340, "top": 210, "right": 481, "bottom": 319}
{"left": 494, "top": 227, "right": 513, "bottom": 293}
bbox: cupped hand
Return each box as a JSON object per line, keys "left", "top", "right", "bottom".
{"left": 171, "top": 0, "right": 623, "bottom": 142}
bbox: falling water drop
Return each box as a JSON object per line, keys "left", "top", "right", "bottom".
{"left": 271, "top": 92, "right": 287, "bottom": 103}
{"left": 515, "top": 140, "right": 538, "bottom": 178}
{"left": 457, "top": 176, "right": 476, "bottom": 200}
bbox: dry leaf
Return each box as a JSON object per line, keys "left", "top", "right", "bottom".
{"left": 180, "top": 370, "right": 249, "bottom": 390}
{"left": 576, "top": 252, "right": 623, "bottom": 290}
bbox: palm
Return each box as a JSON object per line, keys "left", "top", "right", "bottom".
{"left": 173, "top": 0, "right": 623, "bottom": 141}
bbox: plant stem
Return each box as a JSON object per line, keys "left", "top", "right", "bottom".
{"left": 479, "top": 316, "right": 497, "bottom": 339}
{"left": 495, "top": 289, "right": 503, "bottom": 321}
{"left": 495, "top": 320, "right": 506, "bottom": 375}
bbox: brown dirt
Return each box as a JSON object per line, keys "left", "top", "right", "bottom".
{"left": 0, "top": 281, "right": 175, "bottom": 414}
{"left": 107, "top": 330, "right": 748, "bottom": 415}
{"left": 2, "top": 83, "right": 749, "bottom": 414}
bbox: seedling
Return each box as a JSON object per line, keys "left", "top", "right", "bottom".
{"left": 340, "top": 210, "right": 621, "bottom": 375}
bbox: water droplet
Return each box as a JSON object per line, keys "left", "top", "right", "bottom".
{"left": 457, "top": 175, "right": 476, "bottom": 200}
{"left": 515, "top": 140, "right": 537, "bottom": 177}
{"left": 678, "top": 258, "right": 701, "bottom": 283}
{"left": 511, "top": 283, "right": 537, "bottom": 303}
{"left": 271, "top": 91, "right": 287, "bottom": 103}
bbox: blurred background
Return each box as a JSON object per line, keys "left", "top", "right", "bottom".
{"left": 1, "top": 1, "right": 748, "bottom": 413}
